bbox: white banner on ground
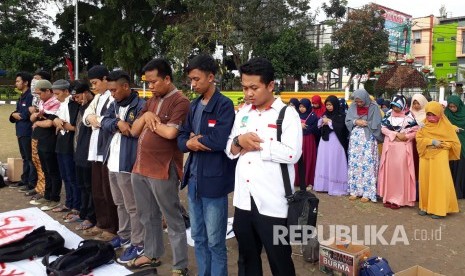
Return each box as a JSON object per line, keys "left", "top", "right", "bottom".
{"left": 0, "top": 207, "right": 131, "bottom": 276}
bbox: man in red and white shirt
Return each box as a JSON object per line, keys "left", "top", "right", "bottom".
{"left": 226, "top": 57, "right": 302, "bottom": 276}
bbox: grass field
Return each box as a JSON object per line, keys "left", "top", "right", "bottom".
{"left": 0, "top": 104, "right": 21, "bottom": 162}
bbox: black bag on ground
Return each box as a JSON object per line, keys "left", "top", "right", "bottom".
{"left": 42, "top": 239, "right": 115, "bottom": 276}
{"left": 0, "top": 175, "right": 6, "bottom": 188}
{"left": 127, "top": 268, "right": 158, "bottom": 276}
{"left": 0, "top": 226, "right": 68, "bottom": 262}
{"left": 302, "top": 237, "right": 320, "bottom": 263}
{"left": 277, "top": 106, "right": 320, "bottom": 242}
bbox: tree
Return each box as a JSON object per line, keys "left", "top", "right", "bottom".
{"left": 53, "top": 1, "right": 102, "bottom": 74}
{"left": 253, "top": 28, "right": 320, "bottom": 81}
{"left": 164, "top": 0, "right": 315, "bottom": 69}
{"left": 323, "top": 4, "right": 389, "bottom": 89}
{"left": 0, "top": 0, "right": 56, "bottom": 75}
{"left": 322, "top": 0, "right": 347, "bottom": 23}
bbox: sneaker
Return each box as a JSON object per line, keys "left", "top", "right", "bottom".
{"left": 82, "top": 226, "right": 103, "bottom": 237}
{"left": 117, "top": 245, "right": 144, "bottom": 264}
{"left": 9, "top": 182, "right": 26, "bottom": 189}
{"left": 30, "top": 197, "right": 48, "bottom": 205}
{"left": 30, "top": 193, "right": 43, "bottom": 201}
{"left": 40, "top": 201, "right": 61, "bottom": 211}
{"left": 110, "top": 236, "right": 130, "bottom": 249}
{"left": 172, "top": 268, "right": 189, "bottom": 276}
{"left": 18, "top": 185, "right": 30, "bottom": 192}
{"left": 94, "top": 231, "right": 116, "bottom": 242}
{"left": 25, "top": 189, "right": 37, "bottom": 196}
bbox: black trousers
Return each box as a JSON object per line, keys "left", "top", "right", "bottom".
{"left": 91, "top": 161, "right": 118, "bottom": 234}
{"left": 233, "top": 198, "right": 295, "bottom": 276}
{"left": 38, "top": 150, "right": 62, "bottom": 202}
{"left": 76, "top": 165, "right": 96, "bottom": 224}
{"left": 17, "top": 136, "right": 37, "bottom": 188}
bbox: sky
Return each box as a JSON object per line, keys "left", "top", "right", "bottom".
{"left": 312, "top": 0, "right": 464, "bottom": 20}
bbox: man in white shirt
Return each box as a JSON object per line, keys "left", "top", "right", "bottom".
{"left": 226, "top": 57, "right": 302, "bottom": 276}
{"left": 82, "top": 65, "right": 118, "bottom": 241}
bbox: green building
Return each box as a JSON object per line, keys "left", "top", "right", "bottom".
{"left": 432, "top": 19, "right": 458, "bottom": 80}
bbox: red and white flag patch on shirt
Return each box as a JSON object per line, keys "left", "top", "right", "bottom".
{"left": 268, "top": 124, "right": 277, "bottom": 129}
{"left": 208, "top": 120, "right": 217, "bottom": 127}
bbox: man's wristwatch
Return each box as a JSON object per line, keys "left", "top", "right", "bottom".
{"left": 233, "top": 135, "right": 242, "bottom": 148}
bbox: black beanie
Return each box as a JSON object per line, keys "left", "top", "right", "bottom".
{"left": 88, "top": 65, "right": 109, "bottom": 80}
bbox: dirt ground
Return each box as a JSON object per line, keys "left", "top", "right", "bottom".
{"left": 1, "top": 103, "right": 464, "bottom": 275}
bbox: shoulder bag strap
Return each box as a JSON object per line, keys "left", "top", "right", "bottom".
{"left": 277, "top": 106, "right": 293, "bottom": 199}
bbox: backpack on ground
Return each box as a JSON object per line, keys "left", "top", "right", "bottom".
{"left": 302, "top": 236, "right": 320, "bottom": 263}
{"left": 0, "top": 226, "right": 68, "bottom": 262}
{"left": 42, "top": 239, "right": 115, "bottom": 276}
{"left": 359, "top": 256, "right": 394, "bottom": 276}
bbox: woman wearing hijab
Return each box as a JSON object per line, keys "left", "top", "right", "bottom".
{"left": 410, "top": 94, "right": 428, "bottom": 126}
{"left": 338, "top": 98, "right": 349, "bottom": 114}
{"left": 378, "top": 95, "right": 418, "bottom": 209}
{"left": 345, "top": 89, "right": 383, "bottom": 203}
{"left": 410, "top": 93, "right": 428, "bottom": 200}
{"left": 289, "top": 98, "right": 300, "bottom": 112}
{"left": 313, "top": 95, "right": 349, "bottom": 195}
{"left": 417, "top": 101, "right": 460, "bottom": 218}
{"left": 445, "top": 95, "right": 465, "bottom": 199}
{"left": 295, "top": 98, "right": 319, "bottom": 187}
{"left": 311, "top": 95, "right": 326, "bottom": 118}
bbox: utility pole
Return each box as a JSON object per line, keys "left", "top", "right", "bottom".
{"left": 74, "top": 0, "right": 79, "bottom": 80}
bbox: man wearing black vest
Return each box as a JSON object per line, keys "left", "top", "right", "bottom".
{"left": 82, "top": 65, "right": 118, "bottom": 241}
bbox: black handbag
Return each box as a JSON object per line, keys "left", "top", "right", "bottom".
{"left": 277, "top": 106, "right": 319, "bottom": 242}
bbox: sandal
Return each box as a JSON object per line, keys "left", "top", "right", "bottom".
{"left": 64, "top": 214, "right": 82, "bottom": 223}
{"left": 126, "top": 255, "right": 161, "bottom": 269}
{"left": 52, "top": 205, "right": 71, "bottom": 213}
{"left": 75, "top": 220, "right": 94, "bottom": 230}
{"left": 63, "top": 209, "right": 79, "bottom": 220}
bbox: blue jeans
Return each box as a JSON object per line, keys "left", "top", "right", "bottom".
{"left": 188, "top": 176, "right": 228, "bottom": 276}
{"left": 18, "top": 136, "right": 37, "bottom": 187}
{"left": 57, "top": 153, "right": 80, "bottom": 210}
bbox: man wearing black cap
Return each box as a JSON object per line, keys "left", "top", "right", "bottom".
{"left": 69, "top": 81, "right": 97, "bottom": 231}
{"left": 82, "top": 65, "right": 118, "bottom": 240}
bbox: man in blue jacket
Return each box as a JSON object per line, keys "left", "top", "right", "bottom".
{"left": 101, "top": 70, "right": 145, "bottom": 264}
{"left": 177, "top": 54, "right": 236, "bottom": 276}
{"left": 9, "top": 71, "right": 37, "bottom": 190}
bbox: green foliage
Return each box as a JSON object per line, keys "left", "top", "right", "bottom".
{"left": 323, "top": 4, "right": 389, "bottom": 77}
{"left": 253, "top": 28, "right": 320, "bottom": 80}
{"left": 0, "top": 0, "right": 56, "bottom": 76}
{"left": 436, "top": 77, "right": 449, "bottom": 88}
{"left": 164, "top": 0, "right": 315, "bottom": 69}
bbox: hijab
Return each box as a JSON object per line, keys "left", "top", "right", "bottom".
{"left": 298, "top": 98, "right": 312, "bottom": 120}
{"left": 338, "top": 98, "right": 348, "bottom": 113}
{"left": 346, "top": 89, "right": 383, "bottom": 142}
{"left": 416, "top": 101, "right": 461, "bottom": 160}
{"left": 445, "top": 95, "right": 465, "bottom": 156}
{"left": 321, "top": 95, "right": 349, "bottom": 152}
{"left": 311, "top": 95, "right": 326, "bottom": 118}
{"left": 410, "top": 94, "right": 428, "bottom": 123}
{"left": 381, "top": 94, "right": 417, "bottom": 131}
{"left": 289, "top": 98, "right": 300, "bottom": 112}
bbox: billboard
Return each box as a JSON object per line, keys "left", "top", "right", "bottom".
{"left": 374, "top": 4, "right": 412, "bottom": 54}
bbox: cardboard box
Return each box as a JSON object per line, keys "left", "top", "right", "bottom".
{"left": 395, "top": 265, "right": 445, "bottom": 276}
{"left": 7, "top": 158, "right": 23, "bottom": 182}
{"left": 319, "top": 240, "right": 370, "bottom": 276}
